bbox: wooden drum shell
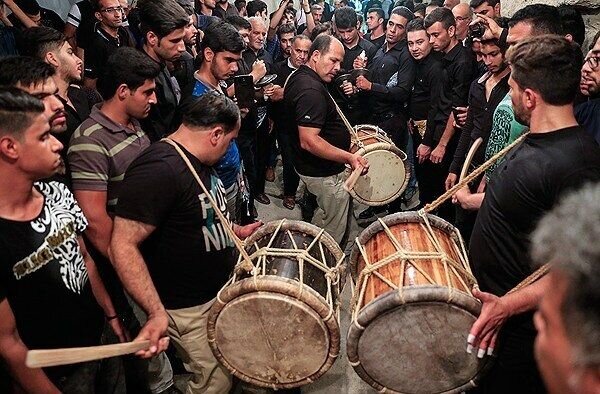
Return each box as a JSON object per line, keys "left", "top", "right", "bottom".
{"left": 347, "top": 212, "right": 491, "bottom": 394}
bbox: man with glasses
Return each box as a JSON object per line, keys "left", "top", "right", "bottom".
{"left": 452, "top": 3, "right": 472, "bottom": 42}
{"left": 84, "top": 0, "right": 133, "bottom": 89}
{"left": 575, "top": 32, "right": 600, "bottom": 144}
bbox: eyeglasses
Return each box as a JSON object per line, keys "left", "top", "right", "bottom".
{"left": 100, "top": 6, "right": 123, "bottom": 14}
{"left": 584, "top": 55, "right": 599, "bottom": 70}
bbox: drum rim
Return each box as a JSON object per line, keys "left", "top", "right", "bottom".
{"left": 207, "top": 276, "right": 341, "bottom": 389}
{"left": 347, "top": 143, "right": 411, "bottom": 206}
{"left": 349, "top": 211, "right": 463, "bottom": 279}
{"left": 346, "top": 285, "right": 490, "bottom": 394}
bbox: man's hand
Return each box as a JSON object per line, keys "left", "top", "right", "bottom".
{"left": 454, "top": 106, "right": 468, "bottom": 127}
{"left": 134, "top": 309, "right": 170, "bottom": 359}
{"left": 353, "top": 56, "right": 367, "bottom": 69}
{"left": 349, "top": 153, "right": 369, "bottom": 175}
{"left": 250, "top": 60, "right": 267, "bottom": 83}
{"left": 471, "top": 13, "right": 502, "bottom": 41}
{"left": 355, "top": 75, "right": 372, "bottom": 91}
{"left": 445, "top": 173, "right": 457, "bottom": 191}
{"left": 416, "top": 144, "right": 431, "bottom": 164}
{"left": 267, "top": 85, "right": 284, "bottom": 101}
{"left": 468, "top": 288, "right": 510, "bottom": 358}
{"left": 452, "top": 185, "right": 470, "bottom": 205}
{"left": 108, "top": 317, "right": 130, "bottom": 343}
{"left": 341, "top": 80, "right": 356, "bottom": 96}
{"left": 234, "top": 221, "right": 263, "bottom": 239}
{"left": 430, "top": 143, "right": 446, "bottom": 164}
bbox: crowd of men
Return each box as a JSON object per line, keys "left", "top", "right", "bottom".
{"left": 0, "top": 0, "right": 599, "bottom": 393}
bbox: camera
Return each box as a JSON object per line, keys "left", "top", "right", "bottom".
{"left": 468, "top": 23, "right": 486, "bottom": 39}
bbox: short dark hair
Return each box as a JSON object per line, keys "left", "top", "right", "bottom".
{"left": 0, "top": 86, "right": 45, "bottom": 138}
{"left": 177, "top": 0, "right": 195, "bottom": 16}
{"left": 310, "top": 22, "right": 333, "bottom": 41}
{"left": 15, "top": 0, "right": 40, "bottom": 15}
{"left": 224, "top": 15, "right": 252, "bottom": 31}
{"left": 97, "top": 47, "right": 161, "bottom": 100}
{"left": 507, "top": 35, "right": 582, "bottom": 106}
{"left": 201, "top": 21, "right": 245, "bottom": 56}
{"left": 234, "top": 0, "right": 246, "bottom": 10}
{"left": 423, "top": 6, "right": 454, "bottom": 29}
{"left": 90, "top": 0, "right": 102, "bottom": 12}
{"left": 508, "top": 4, "right": 563, "bottom": 36}
{"left": 182, "top": 91, "right": 240, "bottom": 132}
{"left": 19, "top": 27, "right": 67, "bottom": 60}
{"left": 246, "top": 0, "right": 267, "bottom": 17}
{"left": 334, "top": 7, "right": 358, "bottom": 30}
{"left": 469, "top": 0, "right": 499, "bottom": 9}
{"left": 277, "top": 23, "right": 297, "bottom": 38}
{"left": 558, "top": 5, "right": 585, "bottom": 46}
{"left": 406, "top": 18, "right": 426, "bottom": 33}
{"left": 391, "top": 6, "right": 415, "bottom": 23}
{"left": 138, "top": 0, "right": 189, "bottom": 39}
{"left": 428, "top": 0, "right": 444, "bottom": 7}
{"left": 367, "top": 8, "right": 385, "bottom": 20}
{"left": 0, "top": 56, "right": 55, "bottom": 88}
{"left": 309, "top": 33, "right": 336, "bottom": 57}
{"left": 394, "top": 0, "right": 414, "bottom": 12}
{"left": 414, "top": 3, "right": 426, "bottom": 16}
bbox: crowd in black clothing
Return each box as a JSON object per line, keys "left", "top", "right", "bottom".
{"left": 0, "top": 0, "right": 599, "bottom": 393}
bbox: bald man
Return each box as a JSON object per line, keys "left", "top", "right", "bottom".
{"left": 444, "top": 0, "right": 460, "bottom": 9}
{"left": 452, "top": 3, "right": 473, "bottom": 41}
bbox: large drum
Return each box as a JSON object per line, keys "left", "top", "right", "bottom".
{"left": 347, "top": 212, "right": 491, "bottom": 394}
{"left": 207, "top": 220, "right": 346, "bottom": 389}
{"left": 347, "top": 124, "right": 410, "bottom": 206}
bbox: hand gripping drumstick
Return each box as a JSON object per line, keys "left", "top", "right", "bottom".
{"left": 26, "top": 338, "right": 167, "bottom": 368}
{"left": 343, "top": 165, "right": 364, "bottom": 192}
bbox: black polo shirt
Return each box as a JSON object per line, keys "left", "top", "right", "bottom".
{"left": 270, "top": 59, "right": 296, "bottom": 128}
{"left": 284, "top": 65, "right": 350, "bottom": 177}
{"left": 366, "top": 39, "right": 416, "bottom": 117}
{"left": 450, "top": 70, "right": 510, "bottom": 174}
{"left": 422, "top": 42, "right": 477, "bottom": 146}
{"left": 84, "top": 25, "right": 133, "bottom": 79}
{"left": 409, "top": 51, "right": 444, "bottom": 122}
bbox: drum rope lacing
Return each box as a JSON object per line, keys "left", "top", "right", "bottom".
{"left": 328, "top": 91, "right": 365, "bottom": 149}
{"left": 219, "top": 219, "right": 346, "bottom": 323}
{"left": 350, "top": 213, "right": 477, "bottom": 328}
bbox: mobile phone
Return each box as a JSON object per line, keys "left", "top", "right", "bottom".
{"left": 234, "top": 75, "right": 255, "bottom": 109}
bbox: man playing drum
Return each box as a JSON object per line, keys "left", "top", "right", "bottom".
{"left": 284, "top": 34, "right": 368, "bottom": 245}
{"left": 109, "top": 93, "right": 262, "bottom": 394}
{"left": 467, "top": 36, "right": 600, "bottom": 393}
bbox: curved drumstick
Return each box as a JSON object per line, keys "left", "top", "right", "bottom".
{"left": 459, "top": 138, "right": 483, "bottom": 182}
{"left": 344, "top": 165, "right": 364, "bottom": 192}
{"left": 26, "top": 338, "right": 167, "bottom": 368}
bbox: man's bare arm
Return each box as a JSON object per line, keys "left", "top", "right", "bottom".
{"left": 0, "top": 299, "right": 60, "bottom": 394}
{"left": 74, "top": 190, "right": 113, "bottom": 258}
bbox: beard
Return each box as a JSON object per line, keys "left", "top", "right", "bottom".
{"left": 513, "top": 104, "right": 530, "bottom": 127}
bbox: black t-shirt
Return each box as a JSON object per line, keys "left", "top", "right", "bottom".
{"left": 0, "top": 182, "right": 103, "bottom": 381}
{"left": 364, "top": 32, "right": 385, "bottom": 52}
{"left": 469, "top": 126, "right": 600, "bottom": 364}
{"left": 116, "top": 141, "right": 237, "bottom": 309}
{"left": 284, "top": 65, "right": 350, "bottom": 177}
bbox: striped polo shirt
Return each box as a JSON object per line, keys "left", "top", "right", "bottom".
{"left": 68, "top": 105, "right": 151, "bottom": 213}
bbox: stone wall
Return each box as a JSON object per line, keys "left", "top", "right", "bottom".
{"left": 501, "top": 0, "right": 600, "bottom": 49}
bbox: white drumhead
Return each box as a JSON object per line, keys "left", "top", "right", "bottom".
{"left": 349, "top": 143, "right": 410, "bottom": 206}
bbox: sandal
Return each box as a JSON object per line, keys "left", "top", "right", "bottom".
{"left": 282, "top": 196, "right": 296, "bottom": 210}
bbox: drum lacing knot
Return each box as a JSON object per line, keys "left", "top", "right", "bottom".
{"left": 349, "top": 359, "right": 361, "bottom": 367}
{"left": 352, "top": 319, "right": 365, "bottom": 331}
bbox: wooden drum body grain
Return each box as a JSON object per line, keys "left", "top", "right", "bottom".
{"left": 207, "top": 220, "right": 346, "bottom": 389}
{"left": 346, "top": 125, "right": 410, "bottom": 206}
{"left": 347, "top": 212, "right": 491, "bottom": 394}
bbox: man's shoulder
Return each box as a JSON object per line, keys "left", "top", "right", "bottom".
{"left": 71, "top": 117, "right": 107, "bottom": 141}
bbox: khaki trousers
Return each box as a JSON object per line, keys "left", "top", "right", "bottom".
{"left": 166, "top": 299, "right": 231, "bottom": 394}
{"left": 298, "top": 171, "right": 355, "bottom": 245}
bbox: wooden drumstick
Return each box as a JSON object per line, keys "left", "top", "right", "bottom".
{"left": 459, "top": 137, "right": 483, "bottom": 182}
{"left": 25, "top": 339, "right": 168, "bottom": 368}
{"left": 344, "top": 165, "right": 364, "bottom": 192}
